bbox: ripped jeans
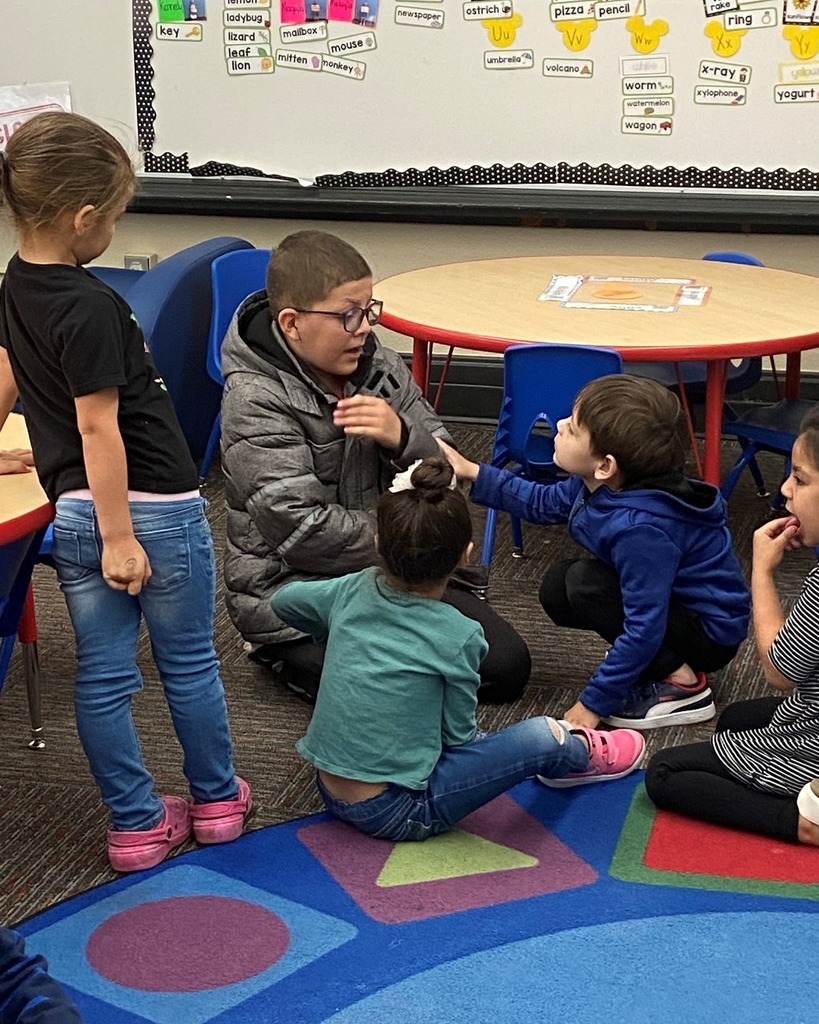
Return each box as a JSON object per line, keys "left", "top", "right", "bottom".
{"left": 316, "top": 717, "right": 587, "bottom": 841}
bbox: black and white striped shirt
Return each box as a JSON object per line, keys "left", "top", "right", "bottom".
{"left": 712, "top": 564, "right": 819, "bottom": 796}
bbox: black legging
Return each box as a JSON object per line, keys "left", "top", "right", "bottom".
{"left": 644, "top": 696, "right": 801, "bottom": 843}
{"left": 276, "top": 583, "right": 532, "bottom": 704}
{"left": 539, "top": 557, "right": 738, "bottom": 683}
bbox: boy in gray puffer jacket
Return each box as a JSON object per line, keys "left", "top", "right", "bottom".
{"left": 220, "top": 230, "right": 530, "bottom": 704}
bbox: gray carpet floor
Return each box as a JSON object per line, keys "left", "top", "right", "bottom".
{"left": 0, "top": 423, "right": 810, "bottom": 925}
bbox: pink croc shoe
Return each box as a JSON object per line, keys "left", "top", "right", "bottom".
{"left": 190, "top": 776, "right": 253, "bottom": 845}
{"left": 107, "top": 795, "right": 192, "bottom": 873}
{"left": 539, "top": 726, "right": 645, "bottom": 789}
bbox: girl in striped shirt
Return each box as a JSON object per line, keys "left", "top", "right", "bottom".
{"left": 645, "top": 408, "right": 819, "bottom": 845}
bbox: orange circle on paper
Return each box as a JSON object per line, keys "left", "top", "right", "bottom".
{"left": 593, "top": 286, "right": 643, "bottom": 301}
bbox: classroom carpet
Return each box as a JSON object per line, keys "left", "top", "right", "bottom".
{"left": 19, "top": 772, "right": 819, "bottom": 1024}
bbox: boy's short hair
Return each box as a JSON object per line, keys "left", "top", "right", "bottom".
{"left": 266, "top": 230, "right": 371, "bottom": 314}
{"left": 574, "top": 374, "right": 688, "bottom": 485}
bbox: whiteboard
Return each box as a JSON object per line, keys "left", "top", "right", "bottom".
{"left": 3, "top": 0, "right": 819, "bottom": 190}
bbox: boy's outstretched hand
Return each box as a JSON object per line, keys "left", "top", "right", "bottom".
{"left": 753, "top": 515, "right": 802, "bottom": 575}
{"left": 0, "top": 448, "right": 34, "bottom": 474}
{"left": 563, "top": 701, "right": 601, "bottom": 730}
{"left": 334, "top": 396, "right": 403, "bottom": 450}
{"left": 436, "top": 438, "right": 480, "bottom": 482}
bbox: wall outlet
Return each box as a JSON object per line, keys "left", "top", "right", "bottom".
{"left": 124, "top": 253, "right": 159, "bottom": 272}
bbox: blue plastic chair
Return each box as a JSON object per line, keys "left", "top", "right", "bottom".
{"left": 87, "top": 265, "right": 145, "bottom": 299}
{"left": 720, "top": 398, "right": 816, "bottom": 502}
{"left": 481, "top": 343, "right": 623, "bottom": 566}
{"left": 199, "top": 248, "right": 272, "bottom": 480}
{"left": 89, "top": 236, "right": 255, "bottom": 471}
{"left": 0, "top": 505, "right": 53, "bottom": 749}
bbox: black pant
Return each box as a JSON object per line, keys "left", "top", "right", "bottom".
{"left": 538, "top": 557, "right": 739, "bottom": 683}
{"left": 644, "top": 696, "right": 800, "bottom": 843}
{"left": 272, "top": 583, "right": 532, "bottom": 705}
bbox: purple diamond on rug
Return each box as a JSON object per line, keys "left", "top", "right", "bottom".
{"left": 86, "top": 896, "right": 289, "bottom": 991}
{"left": 298, "top": 792, "right": 597, "bottom": 923}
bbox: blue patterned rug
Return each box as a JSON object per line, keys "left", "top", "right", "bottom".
{"left": 20, "top": 773, "right": 819, "bottom": 1024}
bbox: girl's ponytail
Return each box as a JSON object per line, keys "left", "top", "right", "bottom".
{"left": 0, "top": 112, "right": 135, "bottom": 232}
{"left": 377, "top": 456, "right": 472, "bottom": 587}
{"left": 409, "top": 456, "right": 455, "bottom": 504}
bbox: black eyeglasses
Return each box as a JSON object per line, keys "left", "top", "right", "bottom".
{"left": 291, "top": 299, "right": 383, "bottom": 333}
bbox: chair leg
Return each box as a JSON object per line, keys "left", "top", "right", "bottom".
{"left": 433, "top": 347, "right": 455, "bottom": 413}
{"left": 720, "top": 443, "right": 759, "bottom": 501}
{"left": 0, "top": 636, "right": 14, "bottom": 684}
{"left": 18, "top": 587, "right": 44, "bottom": 750}
{"left": 199, "top": 412, "right": 221, "bottom": 483}
{"left": 768, "top": 465, "right": 791, "bottom": 512}
{"left": 747, "top": 456, "right": 769, "bottom": 497}
{"left": 674, "top": 364, "right": 704, "bottom": 480}
{"left": 511, "top": 515, "right": 527, "bottom": 559}
{"left": 481, "top": 508, "right": 498, "bottom": 567}
{"left": 22, "top": 641, "right": 44, "bottom": 750}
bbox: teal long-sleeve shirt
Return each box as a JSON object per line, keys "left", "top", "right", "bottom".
{"left": 271, "top": 567, "right": 488, "bottom": 790}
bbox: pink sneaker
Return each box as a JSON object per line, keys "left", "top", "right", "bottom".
{"left": 190, "top": 776, "right": 253, "bottom": 844}
{"left": 539, "top": 726, "right": 645, "bottom": 789}
{"left": 107, "top": 795, "right": 192, "bottom": 873}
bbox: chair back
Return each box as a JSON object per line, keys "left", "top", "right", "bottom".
{"left": 207, "top": 248, "right": 272, "bottom": 386}
{"left": 121, "top": 237, "right": 255, "bottom": 463}
{"left": 702, "top": 251, "right": 764, "bottom": 267}
{"left": 492, "top": 343, "right": 623, "bottom": 474}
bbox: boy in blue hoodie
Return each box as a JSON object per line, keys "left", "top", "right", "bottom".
{"left": 439, "top": 374, "right": 750, "bottom": 731}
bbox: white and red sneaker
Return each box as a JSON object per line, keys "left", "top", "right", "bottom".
{"left": 603, "top": 672, "right": 716, "bottom": 730}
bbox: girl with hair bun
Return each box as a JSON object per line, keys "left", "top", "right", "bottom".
{"left": 272, "top": 456, "right": 645, "bottom": 841}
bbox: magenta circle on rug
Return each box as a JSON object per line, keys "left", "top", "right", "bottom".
{"left": 85, "top": 896, "right": 290, "bottom": 991}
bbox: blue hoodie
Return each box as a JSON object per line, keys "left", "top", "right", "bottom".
{"left": 471, "top": 466, "right": 750, "bottom": 717}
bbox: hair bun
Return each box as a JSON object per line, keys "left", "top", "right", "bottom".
{"left": 409, "top": 456, "right": 454, "bottom": 501}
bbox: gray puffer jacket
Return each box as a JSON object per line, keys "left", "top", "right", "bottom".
{"left": 220, "top": 292, "right": 452, "bottom": 644}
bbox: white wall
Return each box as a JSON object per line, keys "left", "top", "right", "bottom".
{"left": 2, "top": 213, "right": 818, "bottom": 369}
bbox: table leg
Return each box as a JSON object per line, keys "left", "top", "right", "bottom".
{"left": 703, "top": 360, "right": 728, "bottom": 485}
{"left": 411, "top": 338, "right": 431, "bottom": 397}
{"left": 785, "top": 352, "right": 802, "bottom": 399}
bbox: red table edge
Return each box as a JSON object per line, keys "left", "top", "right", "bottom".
{"left": 381, "top": 311, "right": 814, "bottom": 484}
{"left": 0, "top": 502, "right": 55, "bottom": 547}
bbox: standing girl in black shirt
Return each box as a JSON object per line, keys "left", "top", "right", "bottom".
{"left": 0, "top": 112, "right": 251, "bottom": 872}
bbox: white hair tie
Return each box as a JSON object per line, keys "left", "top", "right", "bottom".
{"left": 389, "top": 459, "right": 457, "bottom": 494}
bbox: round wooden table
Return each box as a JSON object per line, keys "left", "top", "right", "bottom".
{"left": 378, "top": 255, "right": 819, "bottom": 483}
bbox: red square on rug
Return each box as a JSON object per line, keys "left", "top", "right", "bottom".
{"left": 644, "top": 809, "right": 819, "bottom": 883}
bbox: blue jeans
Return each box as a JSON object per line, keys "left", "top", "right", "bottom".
{"left": 52, "top": 497, "right": 237, "bottom": 832}
{"left": 316, "top": 718, "right": 588, "bottom": 841}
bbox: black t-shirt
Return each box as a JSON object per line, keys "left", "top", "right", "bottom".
{"left": 0, "top": 255, "right": 198, "bottom": 502}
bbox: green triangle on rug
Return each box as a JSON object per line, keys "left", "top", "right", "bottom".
{"left": 376, "top": 828, "right": 539, "bottom": 887}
